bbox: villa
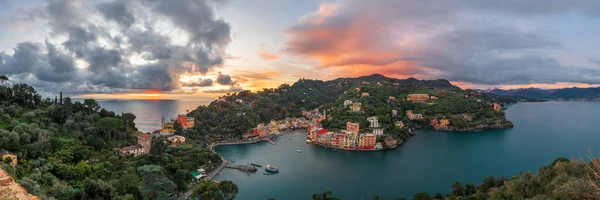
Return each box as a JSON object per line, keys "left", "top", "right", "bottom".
{"left": 120, "top": 133, "right": 152, "bottom": 157}
{"left": 406, "top": 110, "right": 424, "bottom": 120}
{"left": 167, "top": 135, "right": 186, "bottom": 145}
{"left": 407, "top": 94, "right": 429, "bottom": 102}
{"left": 367, "top": 116, "right": 380, "bottom": 128}
{"left": 343, "top": 100, "right": 353, "bottom": 108}
{"left": 372, "top": 129, "right": 384, "bottom": 136}
{"left": 349, "top": 102, "right": 362, "bottom": 112}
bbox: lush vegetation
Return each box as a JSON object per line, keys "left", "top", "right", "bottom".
{"left": 0, "top": 80, "right": 233, "bottom": 199}
{"left": 312, "top": 158, "right": 600, "bottom": 200}
{"left": 189, "top": 74, "right": 517, "bottom": 143}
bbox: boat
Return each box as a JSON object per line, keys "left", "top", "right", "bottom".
{"left": 333, "top": 149, "right": 338, "bottom": 152}
{"left": 263, "top": 172, "right": 270, "bottom": 175}
{"left": 250, "top": 163, "right": 262, "bottom": 167}
{"left": 306, "top": 139, "right": 311, "bottom": 144}
{"left": 265, "top": 164, "right": 279, "bottom": 173}
{"left": 297, "top": 149, "right": 302, "bottom": 153}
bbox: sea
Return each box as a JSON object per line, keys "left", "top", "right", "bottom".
{"left": 94, "top": 100, "right": 600, "bottom": 199}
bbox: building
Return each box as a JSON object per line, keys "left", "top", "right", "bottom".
{"left": 349, "top": 102, "right": 362, "bottom": 112}
{"left": 177, "top": 114, "right": 188, "bottom": 127}
{"left": 440, "top": 119, "right": 450, "bottom": 129}
{"left": 186, "top": 117, "right": 195, "bottom": 128}
{"left": 392, "top": 110, "right": 398, "bottom": 116}
{"left": 389, "top": 96, "right": 396, "bottom": 101}
{"left": 493, "top": 103, "right": 502, "bottom": 111}
{"left": 385, "top": 136, "right": 398, "bottom": 147}
{"left": 367, "top": 116, "right": 380, "bottom": 128}
{"left": 1, "top": 149, "right": 17, "bottom": 167}
{"left": 406, "top": 110, "right": 424, "bottom": 120}
{"left": 235, "top": 99, "right": 244, "bottom": 103}
{"left": 374, "top": 142, "right": 384, "bottom": 150}
{"left": 407, "top": 94, "right": 430, "bottom": 102}
{"left": 354, "top": 88, "right": 361, "bottom": 92}
{"left": 361, "top": 92, "right": 370, "bottom": 97}
{"left": 346, "top": 122, "right": 360, "bottom": 133}
{"left": 161, "top": 117, "right": 174, "bottom": 133}
{"left": 372, "top": 129, "right": 384, "bottom": 136}
{"left": 395, "top": 121, "right": 405, "bottom": 128}
{"left": 343, "top": 100, "right": 353, "bottom": 108}
{"left": 358, "top": 134, "right": 376, "bottom": 149}
{"left": 167, "top": 135, "right": 186, "bottom": 145}
{"left": 431, "top": 96, "right": 438, "bottom": 100}
{"left": 120, "top": 133, "right": 152, "bottom": 157}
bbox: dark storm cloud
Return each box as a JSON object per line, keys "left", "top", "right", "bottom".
{"left": 0, "top": 41, "right": 77, "bottom": 83}
{"left": 97, "top": 1, "right": 135, "bottom": 28}
{"left": 182, "top": 78, "right": 214, "bottom": 87}
{"left": 216, "top": 72, "right": 235, "bottom": 85}
{"left": 0, "top": 0, "right": 231, "bottom": 94}
{"left": 285, "top": 0, "right": 600, "bottom": 85}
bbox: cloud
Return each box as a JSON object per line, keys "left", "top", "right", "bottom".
{"left": 216, "top": 72, "right": 235, "bottom": 85}
{"left": 0, "top": 0, "right": 231, "bottom": 94}
{"left": 203, "top": 86, "right": 244, "bottom": 94}
{"left": 258, "top": 50, "right": 280, "bottom": 60}
{"left": 285, "top": 0, "right": 600, "bottom": 85}
{"left": 182, "top": 78, "right": 214, "bottom": 87}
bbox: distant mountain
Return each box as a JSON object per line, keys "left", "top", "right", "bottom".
{"left": 486, "top": 87, "right": 600, "bottom": 101}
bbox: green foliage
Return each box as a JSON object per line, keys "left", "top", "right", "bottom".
{"left": 192, "top": 180, "right": 238, "bottom": 200}
{"left": 312, "top": 191, "right": 340, "bottom": 200}
{"left": 137, "top": 165, "right": 176, "bottom": 200}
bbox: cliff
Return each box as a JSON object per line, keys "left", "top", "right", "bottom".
{"left": 0, "top": 168, "right": 39, "bottom": 200}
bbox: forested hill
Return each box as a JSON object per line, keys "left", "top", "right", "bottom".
{"left": 189, "top": 74, "right": 516, "bottom": 140}
{"left": 486, "top": 87, "right": 600, "bottom": 101}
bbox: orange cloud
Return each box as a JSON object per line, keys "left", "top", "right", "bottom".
{"left": 258, "top": 50, "right": 281, "bottom": 60}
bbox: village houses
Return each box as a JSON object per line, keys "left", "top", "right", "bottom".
{"left": 120, "top": 133, "right": 152, "bottom": 157}
{"left": 406, "top": 110, "right": 424, "bottom": 120}
{"left": 407, "top": 94, "right": 430, "bottom": 102}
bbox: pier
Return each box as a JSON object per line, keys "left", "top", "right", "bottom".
{"left": 224, "top": 165, "right": 257, "bottom": 173}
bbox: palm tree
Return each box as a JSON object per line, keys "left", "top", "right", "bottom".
{"left": 0, "top": 75, "right": 8, "bottom": 84}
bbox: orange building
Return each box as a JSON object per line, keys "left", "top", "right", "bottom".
{"left": 493, "top": 103, "right": 502, "bottom": 111}
{"left": 346, "top": 122, "right": 360, "bottom": 133}
{"left": 177, "top": 114, "right": 187, "bottom": 127}
{"left": 407, "top": 94, "right": 429, "bottom": 102}
{"left": 358, "top": 134, "right": 376, "bottom": 149}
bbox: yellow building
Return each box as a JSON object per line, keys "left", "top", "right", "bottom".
{"left": 161, "top": 117, "right": 174, "bottom": 133}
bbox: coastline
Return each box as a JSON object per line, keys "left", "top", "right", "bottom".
{"left": 311, "top": 142, "right": 397, "bottom": 151}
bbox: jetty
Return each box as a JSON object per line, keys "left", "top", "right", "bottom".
{"left": 224, "top": 165, "right": 257, "bottom": 173}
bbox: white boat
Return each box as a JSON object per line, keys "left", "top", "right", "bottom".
{"left": 297, "top": 149, "right": 302, "bottom": 153}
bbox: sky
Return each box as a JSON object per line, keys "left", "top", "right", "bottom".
{"left": 1, "top": 0, "right": 600, "bottom": 100}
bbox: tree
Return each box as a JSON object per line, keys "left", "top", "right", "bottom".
{"left": 451, "top": 181, "right": 464, "bottom": 197}
{"left": 312, "top": 191, "right": 340, "bottom": 200}
{"left": 193, "top": 180, "right": 223, "bottom": 200}
{"left": 219, "top": 180, "right": 238, "bottom": 200}
{"left": 97, "top": 117, "right": 125, "bottom": 140}
{"left": 84, "top": 99, "right": 100, "bottom": 114}
{"left": 0, "top": 75, "right": 8, "bottom": 84}
{"left": 412, "top": 192, "right": 432, "bottom": 200}
{"left": 149, "top": 139, "right": 168, "bottom": 163}
{"left": 137, "top": 165, "right": 176, "bottom": 200}
{"left": 82, "top": 178, "right": 117, "bottom": 200}
{"left": 63, "top": 97, "right": 73, "bottom": 118}
{"left": 121, "top": 113, "right": 137, "bottom": 132}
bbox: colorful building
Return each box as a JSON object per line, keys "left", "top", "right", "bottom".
{"left": 407, "top": 94, "right": 430, "bottom": 102}
{"left": 406, "top": 110, "right": 424, "bottom": 120}
{"left": 358, "top": 134, "right": 376, "bottom": 149}
{"left": 349, "top": 102, "right": 362, "bottom": 112}
{"left": 361, "top": 92, "right": 370, "bottom": 97}
{"left": 395, "top": 121, "right": 405, "bottom": 128}
{"left": 493, "top": 103, "right": 502, "bottom": 111}
{"left": 346, "top": 122, "right": 360, "bottom": 133}
{"left": 344, "top": 100, "right": 353, "bottom": 108}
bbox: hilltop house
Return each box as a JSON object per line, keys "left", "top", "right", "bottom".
{"left": 406, "top": 110, "right": 424, "bottom": 120}
{"left": 395, "top": 121, "right": 405, "bottom": 128}
{"left": 493, "top": 103, "right": 502, "bottom": 111}
{"left": 120, "top": 133, "right": 152, "bottom": 157}
{"left": 407, "top": 94, "right": 429, "bottom": 102}
{"left": 361, "top": 92, "right": 370, "bottom": 97}
{"left": 367, "top": 116, "right": 380, "bottom": 128}
{"left": 167, "top": 135, "right": 186, "bottom": 145}
{"left": 343, "top": 100, "right": 353, "bottom": 108}
{"left": 346, "top": 122, "right": 360, "bottom": 133}
{"left": 372, "top": 129, "right": 384, "bottom": 136}
{"left": 349, "top": 102, "right": 362, "bottom": 112}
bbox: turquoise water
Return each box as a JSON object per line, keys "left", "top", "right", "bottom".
{"left": 214, "top": 102, "right": 600, "bottom": 199}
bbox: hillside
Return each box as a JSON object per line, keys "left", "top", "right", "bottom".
{"left": 189, "top": 74, "right": 514, "bottom": 143}
{"left": 487, "top": 87, "right": 600, "bottom": 101}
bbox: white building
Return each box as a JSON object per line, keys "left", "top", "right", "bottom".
{"left": 392, "top": 110, "right": 398, "bottom": 116}
{"left": 343, "top": 100, "right": 353, "bottom": 108}
{"left": 373, "top": 129, "right": 384, "bottom": 136}
{"left": 367, "top": 116, "right": 380, "bottom": 128}
{"left": 374, "top": 142, "right": 384, "bottom": 150}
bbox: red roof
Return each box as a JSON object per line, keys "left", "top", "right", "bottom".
{"left": 139, "top": 133, "right": 151, "bottom": 138}
{"left": 317, "top": 129, "right": 329, "bottom": 135}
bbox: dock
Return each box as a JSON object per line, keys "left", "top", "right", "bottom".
{"left": 264, "top": 139, "right": 276, "bottom": 145}
{"left": 224, "top": 165, "right": 258, "bottom": 173}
